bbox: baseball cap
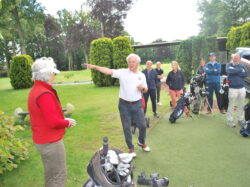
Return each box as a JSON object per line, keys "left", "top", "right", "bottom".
{"left": 32, "top": 57, "right": 60, "bottom": 74}
{"left": 209, "top": 52, "right": 216, "bottom": 57}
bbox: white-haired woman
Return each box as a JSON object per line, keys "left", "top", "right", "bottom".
{"left": 28, "top": 57, "right": 76, "bottom": 187}
{"left": 86, "top": 53, "right": 150, "bottom": 158}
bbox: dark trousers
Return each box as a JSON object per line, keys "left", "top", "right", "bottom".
{"left": 118, "top": 99, "right": 146, "bottom": 149}
{"left": 207, "top": 82, "right": 221, "bottom": 111}
{"left": 156, "top": 82, "right": 161, "bottom": 103}
{"left": 144, "top": 89, "right": 157, "bottom": 114}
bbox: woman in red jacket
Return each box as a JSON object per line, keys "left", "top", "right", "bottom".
{"left": 28, "top": 57, "right": 76, "bottom": 187}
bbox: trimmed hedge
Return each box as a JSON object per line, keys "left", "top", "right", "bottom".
{"left": 0, "top": 112, "right": 29, "bottom": 174}
{"left": 176, "top": 39, "right": 193, "bottom": 82}
{"left": 112, "top": 36, "right": 134, "bottom": 85}
{"left": 9, "top": 55, "right": 33, "bottom": 89}
{"left": 240, "top": 22, "right": 250, "bottom": 47}
{"left": 176, "top": 36, "right": 219, "bottom": 82}
{"left": 226, "top": 22, "right": 250, "bottom": 53}
{"left": 90, "top": 38, "right": 113, "bottom": 87}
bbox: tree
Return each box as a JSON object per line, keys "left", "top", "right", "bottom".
{"left": 87, "top": 0, "right": 133, "bottom": 38}
{"left": 57, "top": 9, "right": 101, "bottom": 70}
{"left": 0, "top": 0, "right": 45, "bottom": 54}
{"left": 198, "top": 0, "right": 250, "bottom": 36}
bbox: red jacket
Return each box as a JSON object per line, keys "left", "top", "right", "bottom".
{"left": 28, "top": 80, "right": 69, "bottom": 144}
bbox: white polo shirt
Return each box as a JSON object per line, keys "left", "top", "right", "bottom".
{"left": 112, "top": 68, "right": 147, "bottom": 102}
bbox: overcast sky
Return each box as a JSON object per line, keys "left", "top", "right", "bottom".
{"left": 37, "top": 0, "right": 201, "bottom": 44}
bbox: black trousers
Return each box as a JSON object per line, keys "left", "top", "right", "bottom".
{"left": 144, "top": 89, "right": 157, "bottom": 114}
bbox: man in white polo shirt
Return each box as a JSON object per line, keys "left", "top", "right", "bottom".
{"left": 86, "top": 53, "right": 150, "bottom": 157}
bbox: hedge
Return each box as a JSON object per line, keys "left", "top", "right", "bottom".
{"left": 112, "top": 36, "right": 134, "bottom": 85}
{"left": 0, "top": 112, "right": 29, "bottom": 174}
{"left": 89, "top": 38, "right": 113, "bottom": 87}
{"left": 176, "top": 36, "right": 219, "bottom": 82}
{"left": 240, "top": 22, "right": 250, "bottom": 47}
{"left": 9, "top": 55, "right": 33, "bottom": 89}
{"left": 226, "top": 22, "right": 250, "bottom": 53}
{"left": 176, "top": 39, "right": 193, "bottom": 82}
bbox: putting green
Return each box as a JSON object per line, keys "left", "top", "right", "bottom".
{"left": 134, "top": 112, "right": 250, "bottom": 187}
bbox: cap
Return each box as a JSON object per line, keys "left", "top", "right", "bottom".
{"left": 32, "top": 57, "right": 60, "bottom": 74}
{"left": 209, "top": 52, "right": 216, "bottom": 57}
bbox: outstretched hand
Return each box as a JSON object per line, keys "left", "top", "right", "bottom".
{"left": 85, "top": 64, "right": 96, "bottom": 70}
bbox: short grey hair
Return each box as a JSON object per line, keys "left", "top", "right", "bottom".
{"left": 126, "top": 53, "right": 141, "bottom": 64}
{"left": 32, "top": 57, "right": 57, "bottom": 83}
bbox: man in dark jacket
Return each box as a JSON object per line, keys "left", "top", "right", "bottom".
{"left": 142, "top": 61, "right": 159, "bottom": 118}
{"left": 226, "top": 53, "right": 248, "bottom": 127}
{"left": 205, "top": 52, "right": 224, "bottom": 114}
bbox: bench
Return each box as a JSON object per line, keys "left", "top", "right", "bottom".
{"left": 15, "top": 104, "right": 75, "bottom": 125}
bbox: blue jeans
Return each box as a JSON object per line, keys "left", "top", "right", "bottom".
{"left": 118, "top": 99, "right": 146, "bottom": 149}
{"left": 207, "top": 82, "right": 221, "bottom": 111}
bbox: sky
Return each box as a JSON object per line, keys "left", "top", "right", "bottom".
{"left": 37, "top": 0, "right": 201, "bottom": 44}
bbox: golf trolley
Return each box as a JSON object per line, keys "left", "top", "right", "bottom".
{"left": 83, "top": 137, "right": 169, "bottom": 187}
{"left": 189, "top": 74, "right": 210, "bottom": 115}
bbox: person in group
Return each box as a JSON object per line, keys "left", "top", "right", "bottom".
{"left": 196, "top": 59, "right": 206, "bottom": 88}
{"left": 155, "top": 61, "right": 164, "bottom": 105}
{"left": 205, "top": 52, "right": 224, "bottom": 114}
{"left": 166, "top": 61, "right": 190, "bottom": 116}
{"left": 28, "top": 57, "right": 77, "bottom": 187}
{"left": 142, "top": 61, "right": 159, "bottom": 118}
{"left": 86, "top": 53, "right": 150, "bottom": 158}
{"left": 226, "top": 53, "right": 248, "bottom": 127}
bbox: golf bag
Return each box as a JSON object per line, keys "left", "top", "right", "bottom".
{"left": 83, "top": 137, "right": 135, "bottom": 187}
{"left": 240, "top": 121, "right": 250, "bottom": 137}
{"left": 169, "top": 91, "right": 192, "bottom": 123}
{"left": 131, "top": 94, "right": 150, "bottom": 134}
{"left": 244, "top": 100, "right": 250, "bottom": 121}
{"left": 218, "top": 75, "right": 229, "bottom": 111}
{"left": 190, "top": 75, "right": 209, "bottom": 114}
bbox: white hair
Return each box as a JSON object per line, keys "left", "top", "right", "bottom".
{"left": 32, "top": 57, "right": 59, "bottom": 83}
{"left": 126, "top": 53, "right": 141, "bottom": 64}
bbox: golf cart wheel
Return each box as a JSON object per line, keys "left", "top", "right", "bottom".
{"left": 146, "top": 118, "right": 150, "bottom": 128}
{"left": 131, "top": 126, "right": 136, "bottom": 134}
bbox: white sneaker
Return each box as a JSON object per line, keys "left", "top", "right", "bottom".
{"left": 137, "top": 142, "right": 151, "bottom": 152}
{"left": 157, "top": 102, "right": 163, "bottom": 106}
{"left": 228, "top": 121, "right": 236, "bottom": 128}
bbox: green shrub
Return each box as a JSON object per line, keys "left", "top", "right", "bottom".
{"left": 240, "top": 22, "right": 250, "bottom": 47}
{"left": 226, "top": 26, "right": 242, "bottom": 53}
{"left": 0, "top": 111, "right": 29, "bottom": 174}
{"left": 0, "top": 70, "right": 8, "bottom": 78}
{"left": 112, "top": 36, "right": 134, "bottom": 85}
{"left": 89, "top": 38, "right": 114, "bottom": 87}
{"left": 9, "top": 55, "right": 33, "bottom": 89}
{"left": 176, "top": 39, "right": 193, "bottom": 82}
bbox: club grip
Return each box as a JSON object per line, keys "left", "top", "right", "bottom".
{"left": 102, "top": 136, "right": 108, "bottom": 157}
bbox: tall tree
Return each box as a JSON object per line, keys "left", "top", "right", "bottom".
{"left": 0, "top": 0, "right": 45, "bottom": 54}
{"left": 87, "top": 0, "right": 133, "bottom": 38}
{"left": 198, "top": 0, "right": 250, "bottom": 36}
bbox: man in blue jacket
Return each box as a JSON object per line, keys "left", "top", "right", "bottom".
{"left": 226, "top": 53, "right": 248, "bottom": 127}
{"left": 142, "top": 61, "right": 159, "bottom": 118}
{"left": 205, "top": 52, "right": 224, "bottom": 114}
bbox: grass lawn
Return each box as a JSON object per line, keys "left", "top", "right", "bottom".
{"left": 0, "top": 73, "right": 170, "bottom": 187}
{"left": 134, "top": 113, "right": 250, "bottom": 187}
{"left": 2, "top": 64, "right": 249, "bottom": 187}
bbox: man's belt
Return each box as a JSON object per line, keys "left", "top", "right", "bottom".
{"left": 119, "top": 98, "right": 140, "bottom": 104}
